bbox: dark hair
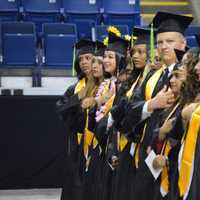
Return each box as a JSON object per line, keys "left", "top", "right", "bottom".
{"left": 74, "top": 58, "right": 85, "bottom": 80}
{"left": 180, "top": 49, "right": 200, "bottom": 104}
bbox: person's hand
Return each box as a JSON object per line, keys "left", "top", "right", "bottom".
{"left": 159, "top": 117, "right": 175, "bottom": 141}
{"left": 182, "top": 103, "right": 199, "bottom": 122}
{"left": 148, "top": 86, "right": 175, "bottom": 112}
{"left": 152, "top": 155, "right": 167, "bottom": 170}
{"left": 81, "top": 97, "right": 96, "bottom": 109}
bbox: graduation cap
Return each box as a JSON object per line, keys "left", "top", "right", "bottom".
{"left": 75, "top": 39, "right": 96, "bottom": 56}
{"left": 152, "top": 11, "right": 193, "bottom": 34}
{"left": 72, "top": 39, "right": 95, "bottom": 76}
{"left": 174, "top": 49, "right": 186, "bottom": 63}
{"left": 195, "top": 34, "right": 200, "bottom": 47}
{"left": 106, "top": 32, "right": 129, "bottom": 56}
{"left": 133, "top": 26, "right": 151, "bottom": 45}
{"left": 94, "top": 40, "right": 106, "bottom": 57}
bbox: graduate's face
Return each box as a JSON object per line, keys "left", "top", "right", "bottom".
{"left": 132, "top": 44, "right": 147, "bottom": 69}
{"left": 157, "top": 32, "right": 186, "bottom": 65}
{"left": 194, "top": 60, "right": 200, "bottom": 80}
{"left": 103, "top": 51, "right": 117, "bottom": 76}
{"left": 79, "top": 53, "right": 93, "bottom": 76}
{"left": 170, "top": 68, "right": 186, "bottom": 95}
{"left": 92, "top": 56, "right": 104, "bottom": 78}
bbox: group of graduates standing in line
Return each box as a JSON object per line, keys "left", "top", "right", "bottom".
{"left": 56, "top": 11, "right": 200, "bottom": 200}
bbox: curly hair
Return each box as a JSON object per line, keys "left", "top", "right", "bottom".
{"left": 180, "top": 48, "right": 200, "bottom": 104}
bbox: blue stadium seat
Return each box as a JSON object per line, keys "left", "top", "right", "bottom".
{"left": 62, "top": 0, "right": 101, "bottom": 39}
{"left": 103, "top": 0, "right": 141, "bottom": 31}
{"left": 0, "top": 0, "right": 20, "bottom": 22}
{"left": 95, "top": 25, "right": 129, "bottom": 41}
{"left": 186, "top": 35, "right": 198, "bottom": 48}
{"left": 21, "top": 0, "right": 62, "bottom": 33}
{"left": 42, "top": 23, "right": 77, "bottom": 68}
{"left": 185, "top": 25, "right": 200, "bottom": 36}
{"left": 2, "top": 22, "right": 37, "bottom": 66}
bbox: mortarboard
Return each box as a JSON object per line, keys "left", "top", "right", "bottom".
{"left": 133, "top": 26, "right": 151, "bottom": 45}
{"left": 152, "top": 11, "right": 193, "bottom": 35}
{"left": 174, "top": 49, "right": 186, "bottom": 63}
{"left": 106, "top": 32, "right": 129, "bottom": 56}
{"left": 75, "top": 39, "right": 96, "bottom": 56}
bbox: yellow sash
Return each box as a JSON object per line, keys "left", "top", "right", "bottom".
{"left": 160, "top": 140, "right": 171, "bottom": 196}
{"left": 84, "top": 109, "right": 95, "bottom": 159}
{"left": 145, "top": 67, "right": 164, "bottom": 101}
{"left": 75, "top": 78, "right": 86, "bottom": 93}
{"left": 126, "top": 74, "right": 141, "bottom": 98}
{"left": 178, "top": 105, "right": 200, "bottom": 197}
{"left": 119, "top": 134, "right": 129, "bottom": 152}
{"left": 160, "top": 102, "right": 181, "bottom": 196}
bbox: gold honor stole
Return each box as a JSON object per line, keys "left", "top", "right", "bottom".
{"left": 160, "top": 102, "right": 181, "bottom": 197}
{"left": 119, "top": 75, "right": 142, "bottom": 152}
{"left": 84, "top": 109, "right": 95, "bottom": 159}
{"left": 145, "top": 67, "right": 164, "bottom": 101}
{"left": 74, "top": 78, "right": 86, "bottom": 145}
{"left": 178, "top": 105, "right": 200, "bottom": 198}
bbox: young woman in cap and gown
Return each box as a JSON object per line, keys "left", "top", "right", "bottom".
{"left": 109, "top": 26, "right": 156, "bottom": 200}
{"left": 56, "top": 39, "right": 96, "bottom": 200}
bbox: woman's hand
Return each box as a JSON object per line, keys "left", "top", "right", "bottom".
{"left": 81, "top": 97, "right": 96, "bottom": 109}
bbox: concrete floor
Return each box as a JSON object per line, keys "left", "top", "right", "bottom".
{"left": 0, "top": 188, "right": 61, "bottom": 200}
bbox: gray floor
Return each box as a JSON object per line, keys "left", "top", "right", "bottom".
{"left": 0, "top": 188, "right": 61, "bottom": 200}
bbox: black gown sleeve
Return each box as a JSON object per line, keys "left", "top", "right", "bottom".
{"left": 56, "top": 84, "right": 81, "bottom": 117}
{"left": 56, "top": 83, "right": 86, "bottom": 134}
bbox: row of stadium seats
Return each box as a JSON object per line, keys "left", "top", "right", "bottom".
{"left": 0, "top": 22, "right": 129, "bottom": 68}
{"left": 0, "top": 0, "right": 141, "bottom": 38}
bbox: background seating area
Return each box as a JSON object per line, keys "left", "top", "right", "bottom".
{"left": 0, "top": 0, "right": 199, "bottom": 73}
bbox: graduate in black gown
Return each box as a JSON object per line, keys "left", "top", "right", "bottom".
{"left": 151, "top": 46, "right": 200, "bottom": 200}
{"left": 109, "top": 26, "right": 154, "bottom": 200}
{"left": 79, "top": 41, "right": 107, "bottom": 200}
{"left": 169, "top": 47, "right": 200, "bottom": 200}
{"left": 91, "top": 32, "right": 129, "bottom": 200}
{"left": 56, "top": 39, "right": 96, "bottom": 200}
{"left": 121, "top": 12, "right": 193, "bottom": 200}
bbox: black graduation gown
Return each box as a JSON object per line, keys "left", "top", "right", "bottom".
{"left": 56, "top": 83, "right": 86, "bottom": 200}
{"left": 110, "top": 97, "right": 137, "bottom": 200}
{"left": 122, "top": 67, "right": 178, "bottom": 200}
